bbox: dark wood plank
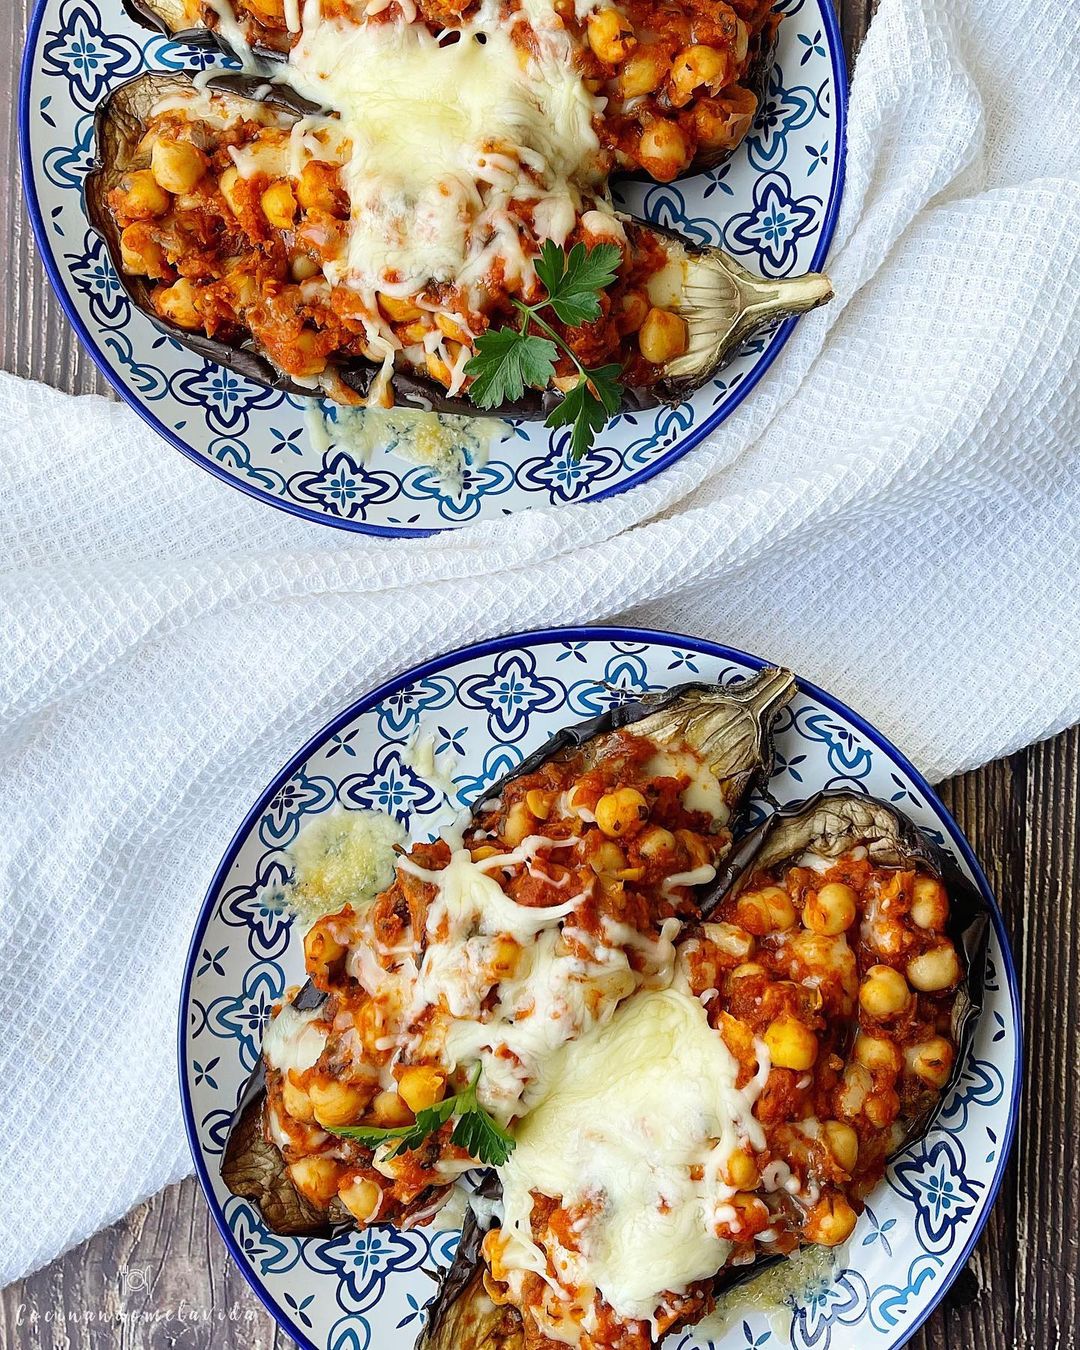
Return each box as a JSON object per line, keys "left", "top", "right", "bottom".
{"left": 4, "top": 1, "right": 1069, "bottom": 1349}
{"left": 3, "top": 0, "right": 109, "bottom": 397}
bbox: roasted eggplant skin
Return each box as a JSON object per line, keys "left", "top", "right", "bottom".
{"left": 416, "top": 1178, "right": 524, "bottom": 1350}
{"left": 85, "top": 73, "right": 328, "bottom": 401}
{"left": 86, "top": 70, "right": 830, "bottom": 420}
{"left": 219, "top": 671, "right": 795, "bottom": 1235}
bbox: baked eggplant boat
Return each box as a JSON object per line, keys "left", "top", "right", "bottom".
{"left": 93, "top": 1, "right": 831, "bottom": 437}
{"left": 124, "top": 0, "right": 781, "bottom": 180}
{"left": 220, "top": 669, "right": 797, "bottom": 1235}
{"left": 415, "top": 791, "right": 990, "bottom": 1350}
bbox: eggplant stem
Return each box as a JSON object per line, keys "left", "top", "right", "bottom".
{"left": 736, "top": 270, "right": 834, "bottom": 325}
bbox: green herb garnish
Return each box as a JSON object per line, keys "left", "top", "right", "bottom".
{"left": 328, "top": 1064, "right": 516, "bottom": 1167}
{"left": 463, "top": 241, "right": 623, "bottom": 461}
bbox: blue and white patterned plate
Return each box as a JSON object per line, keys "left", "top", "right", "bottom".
{"left": 180, "top": 627, "right": 1020, "bottom": 1350}
{"left": 21, "top": 0, "right": 845, "bottom": 535}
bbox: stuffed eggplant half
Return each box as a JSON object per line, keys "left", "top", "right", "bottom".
{"left": 221, "top": 669, "right": 796, "bottom": 1233}
{"left": 125, "top": 0, "right": 781, "bottom": 180}
{"left": 417, "top": 790, "right": 990, "bottom": 1350}
{"left": 92, "top": 0, "right": 831, "bottom": 428}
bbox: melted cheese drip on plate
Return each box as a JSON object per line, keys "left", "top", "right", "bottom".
{"left": 499, "top": 985, "right": 769, "bottom": 1331}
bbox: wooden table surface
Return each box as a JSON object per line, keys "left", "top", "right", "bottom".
{"left": 1, "top": 1, "right": 1075, "bottom": 1346}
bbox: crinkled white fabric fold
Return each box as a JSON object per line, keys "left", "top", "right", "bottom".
{"left": 0, "top": 0, "right": 1077, "bottom": 1289}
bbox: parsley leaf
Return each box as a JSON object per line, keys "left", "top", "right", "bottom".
{"left": 545, "top": 365, "right": 624, "bottom": 460}
{"left": 325, "top": 1065, "right": 516, "bottom": 1167}
{"left": 463, "top": 242, "right": 625, "bottom": 459}
{"left": 545, "top": 377, "right": 609, "bottom": 462}
{"left": 451, "top": 1108, "right": 516, "bottom": 1167}
{"left": 463, "top": 329, "right": 558, "bottom": 409}
{"left": 534, "top": 240, "right": 622, "bottom": 328}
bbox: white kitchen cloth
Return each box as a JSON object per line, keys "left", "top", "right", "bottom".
{"left": 1, "top": 0, "right": 1077, "bottom": 1289}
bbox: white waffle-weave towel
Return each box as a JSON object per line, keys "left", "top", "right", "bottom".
{"left": 1, "top": 0, "right": 1077, "bottom": 1289}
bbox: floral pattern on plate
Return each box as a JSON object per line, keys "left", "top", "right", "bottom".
{"left": 22, "top": 0, "right": 845, "bottom": 534}
{"left": 181, "top": 627, "right": 1020, "bottom": 1350}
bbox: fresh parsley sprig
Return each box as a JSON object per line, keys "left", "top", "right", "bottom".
{"left": 327, "top": 1064, "right": 516, "bottom": 1167}
{"left": 464, "top": 240, "right": 624, "bottom": 461}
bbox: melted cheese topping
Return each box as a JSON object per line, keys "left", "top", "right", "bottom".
{"left": 284, "top": 0, "right": 606, "bottom": 298}
{"left": 645, "top": 748, "right": 730, "bottom": 823}
{"left": 499, "top": 985, "right": 769, "bottom": 1330}
{"left": 263, "top": 1003, "right": 329, "bottom": 1074}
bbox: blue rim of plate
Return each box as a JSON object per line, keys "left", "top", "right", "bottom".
{"left": 20, "top": 2, "right": 847, "bottom": 539}
{"left": 178, "top": 624, "right": 1021, "bottom": 1350}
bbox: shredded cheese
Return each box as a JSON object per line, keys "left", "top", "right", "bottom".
{"left": 283, "top": 0, "right": 607, "bottom": 300}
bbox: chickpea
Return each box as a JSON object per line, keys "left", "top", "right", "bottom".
{"left": 524, "top": 788, "right": 552, "bottom": 820}
{"left": 226, "top": 262, "right": 258, "bottom": 309}
{"left": 805, "top": 1193, "right": 858, "bottom": 1246}
{"left": 587, "top": 8, "right": 636, "bottom": 64}
{"left": 155, "top": 278, "right": 201, "bottom": 330}
{"left": 615, "top": 289, "right": 650, "bottom": 336}
{"left": 487, "top": 934, "right": 521, "bottom": 980}
{"left": 379, "top": 293, "right": 424, "bottom": 323}
{"left": 865, "top": 1087, "right": 900, "bottom": 1128}
{"left": 669, "top": 44, "right": 732, "bottom": 107}
{"left": 591, "top": 840, "right": 628, "bottom": 875}
{"left": 638, "top": 825, "right": 676, "bottom": 859}
{"left": 725, "top": 1147, "right": 759, "bottom": 1190}
{"left": 731, "top": 960, "right": 766, "bottom": 981}
{"left": 150, "top": 136, "right": 208, "bottom": 194}
{"left": 853, "top": 1033, "right": 901, "bottom": 1075}
{"left": 370, "top": 1090, "right": 413, "bottom": 1127}
{"left": 837, "top": 1062, "right": 872, "bottom": 1118}
{"left": 702, "top": 921, "right": 755, "bottom": 961}
{"left": 911, "top": 875, "right": 949, "bottom": 930}
{"left": 309, "top": 1077, "right": 371, "bottom": 1128}
{"left": 764, "top": 1015, "right": 819, "bottom": 1071}
{"left": 822, "top": 1119, "right": 859, "bottom": 1172}
{"left": 120, "top": 168, "right": 171, "bottom": 220}
{"left": 804, "top": 882, "right": 857, "bottom": 935}
{"left": 218, "top": 166, "right": 244, "bottom": 217}
{"left": 637, "top": 119, "right": 690, "bottom": 181}
{"left": 735, "top": 885, "right": 797, "bottom": 935}
{"left": 398, "top": 318, "right": 431, "bottom": 345}
{"left": 289, "top": 329, "right": 328, "bottom": 378}
{"left": 119, "top": 225, "right": 168, "bottom": 279}
{"left": 676, "top": 827, "right": 712, "bottom": 868}
{"left": 436, "top": 312, "right": 471, "bottom": 344}
{"left": 906, "top": 1036, "right": 955, "bottom": 1088}
{"left": 291, "top": 253, "right": 320, "bottom": 282}
{"left": 304, "top": 923, "right": 345, "bottom": 974}
{"left": 502, "top": 800, "right": 534, "bottom": 847}
{"left": 425, "top": 349, "right": 453, "bottom": 387}
{"left": 281, "top": 1076, "right": 316, "bottom": 1124}
{"left": 397, "top": 1065, "right": 447, "bottom": 1114}
{"left": 261, "top": 180, "right": 298, "bottom": 230}
{"left": 617, "top": 46, "right": 666, "bottom": 98}
{"left": 338, "top": 1176, "right": 382, "bottom": 1224}
{"left": 296, "top": 160, "right": 345, "bottom": 215}
{"left": 595, "top": 786, "right": 648, "bottom": 838}
{"left": 288, "top": 1156, "right": 343, "bottom": 1207}
{"left": 859, "top": 964, "right": 912, "bottom": 1019}
{"left": 471, "top": 843, "right": 502, "bottom": 862}
{"left": 906, "top": 941, "right": 960, "bottom": 992}
{"left": 638, "top": 307, "right": 690, "bottom": 364}
{"left": 725, "top": 1191, "right": 769, "bottom": 1237}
